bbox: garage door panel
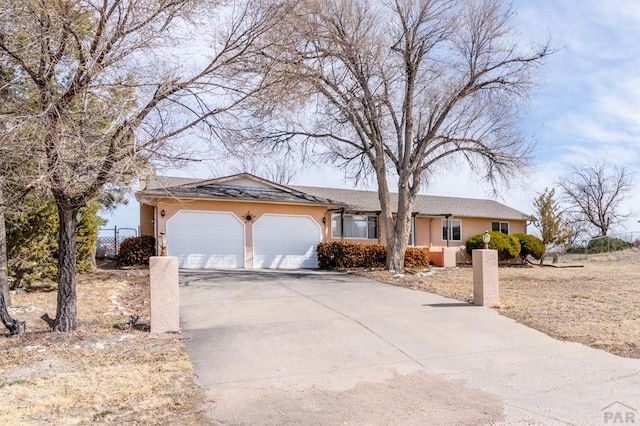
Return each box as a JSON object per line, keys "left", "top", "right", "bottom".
{"left": 254, "top": 215, "right": 320, "bottom": 269}
{"left": 167, "top": 211, "right": 244, "bottom": 269}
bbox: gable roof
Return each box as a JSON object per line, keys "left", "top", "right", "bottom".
{"left": 137, "top": 173, "right": 342, "bottom": 207}
{"left": 138, "top": 174, "right": 530, "bottom": 220}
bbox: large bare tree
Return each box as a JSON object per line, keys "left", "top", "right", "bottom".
{"left": 558, "top": 163, "right": 633, "bottom": 237}
{"left": 0, "top": 0, "right": 280, "bottom": 331}
{"left": 251, "top": 0, "right": 551, "bottom": 270}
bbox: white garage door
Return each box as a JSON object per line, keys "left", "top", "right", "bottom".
{"left": 253, "top": 215, "right": 321, "bottom": 269}
{"left": 167, "top": 211, "right": 244, "bottom": 269}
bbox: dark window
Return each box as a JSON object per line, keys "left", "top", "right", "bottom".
{"left": 491, "top": 221, "right": 509, "bottom": 234}
{"left": 442, "top": 219, "right": 462, "bottom": 241}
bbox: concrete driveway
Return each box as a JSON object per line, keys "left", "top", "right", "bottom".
{"left": 180, "top": 270, "right": 640, "bottom": 425}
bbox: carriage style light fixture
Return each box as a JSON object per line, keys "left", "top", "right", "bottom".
{"left": 158, "top": 231, "right": 168, "bottom": 256}
{"left": 482, "top": 230, "right": 491, "bottom": 250}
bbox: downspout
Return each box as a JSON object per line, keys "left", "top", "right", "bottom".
{"left": 429, "top": 218, "right": 433, "bottom": 246}
{"left": 411, "top": 212, "right": 418, "bottom": 246}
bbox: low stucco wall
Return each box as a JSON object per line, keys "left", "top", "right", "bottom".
{"left": 427, "top": 246, "right": 459, "bottom": 267}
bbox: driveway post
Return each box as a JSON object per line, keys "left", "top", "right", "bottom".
{"left": 472, "top": 249, "right": 499, "bottom": 307}
{"left": 150, "top": 256, "right": 179, "bottom": 333}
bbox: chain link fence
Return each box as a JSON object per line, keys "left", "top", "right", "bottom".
{"left": 96, "top": 226, "right": 138, "bottom": 259}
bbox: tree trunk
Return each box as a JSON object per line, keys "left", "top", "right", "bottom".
{"left": 44, "top": 204, "right": 79, "bottom": 332}
{"left": 0, "top": 185, "right": 25, "bottom": 335}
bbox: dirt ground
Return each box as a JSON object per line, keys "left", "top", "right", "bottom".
{"left": 0, "top": 270, "right": 209, "bottom": 425}
{"left": 204, "top": 371, "right": 503, "bottom": 426}
{"left": 358, "top": 248, "right": 640, "bottom": 359}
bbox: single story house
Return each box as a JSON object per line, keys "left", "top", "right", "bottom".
{"left": 136, "top": 173, "right": 530, "bottom": 269}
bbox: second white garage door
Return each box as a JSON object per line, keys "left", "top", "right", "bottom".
{"left": 253, "top": 215, "right": 321, "bottom": 269}
{"left": 167, "top": 211, "right": 244, "bottom": 269}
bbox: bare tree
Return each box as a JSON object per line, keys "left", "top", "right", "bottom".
{"left": 227, "top": 152, "right": 299, "bottom": 184}
{"left": 558, "top": 163, "right": 633, "bottom": 237}
{"left": 0, "top": 0, "right": 280, "bottom": 331}
{"left": 251, "top": 0, "right": 551, "bottom": 271}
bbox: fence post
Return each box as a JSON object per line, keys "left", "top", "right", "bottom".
{"left": 113, "top": 226, "right": 117, "bottom": 256}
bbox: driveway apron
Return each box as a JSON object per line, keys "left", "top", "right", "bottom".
{"left": 180, "top": 270, "right": 640, "bottom": 425}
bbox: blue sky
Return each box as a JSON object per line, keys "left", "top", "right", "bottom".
{"left": 105, "top": 0, "right": 640, "bottom": 236}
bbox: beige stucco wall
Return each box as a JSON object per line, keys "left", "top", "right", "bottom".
{"left": 153, "top": 198, "right": 328, "bottom": 268}
{"left": 138, "top": 198, "right": 527, "bottom": 267}
{"left": 429, "top": 216, "right": 527, "bottom": 247}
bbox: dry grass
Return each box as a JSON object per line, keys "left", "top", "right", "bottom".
{"left": 358, "top": 249, "right": 640, "bottom": 359}
{"left": 0, "top": 270, "right": 207, "bottom": 425}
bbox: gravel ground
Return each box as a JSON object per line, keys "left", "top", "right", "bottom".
{"left": 357, "top": 248, "right": 640, "bottom": 359}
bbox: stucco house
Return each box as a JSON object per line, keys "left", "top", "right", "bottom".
{"left": 136, "top": 173, "right": 530, "bottom": 269}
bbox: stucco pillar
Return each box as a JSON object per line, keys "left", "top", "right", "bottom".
{"left": 472, "top": 249, "right": 499, "bottom": 307}
{"left": 150, "top": 256, "right": 179, "bottom": 334}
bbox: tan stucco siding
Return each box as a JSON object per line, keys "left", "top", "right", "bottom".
{"left": 414, "top": 217, "right": 432, "bottom": 246}
{"left": 430, "top": 216, "right": 527, "bottom": 246}
{"left": 140, "top": 204, "right": 155, "bottom": 237}
{"left": 154, "top": 198, "right": 328, "bottom": 268}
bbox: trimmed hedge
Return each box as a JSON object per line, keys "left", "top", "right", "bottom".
{"left": 118, "top": 235, "right": 156, "bottom": 267}
{"left": 317, "top": 241, "right": 429, "bottom": 270}
{"left": 513, "top": 233, "right": 546, "bottom": 260}
{"left": 465, "top": 231, "right": 521, "bottom": 261}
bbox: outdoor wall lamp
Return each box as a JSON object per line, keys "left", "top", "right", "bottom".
{"left": 482, "top": 230, "right": 491, "bottom": 249}
{"left": 322, "top": 217, "right": 327, "bottom": 225}
{"left": 160, "top": 209, "right": 166, "bottom": 217}
{"left": 158, "top": 231, "right": 168, "bottom": 256}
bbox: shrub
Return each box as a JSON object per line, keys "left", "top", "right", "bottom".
{"left": 118, "top": 235, "right": 156, "bottom": 267}
{"left": 404, "top": 247, "right": 430, "bottom": 268}
{"left": 587, "top": 236, "right": 632, "bottom": 253}
{"left": 566, "top": 237, "right": 633, "bottom": 254}
{"left": 317, "top": 241, "right": 429, "bottom": 270}
{"left": 465, "top": 231, "right": 521, "bottom": 261}
{"left": 513, "top": 233, "right": 546, "bottom": 260}
{"left": 6, "top": 198, "right": 105, "bottom": 288}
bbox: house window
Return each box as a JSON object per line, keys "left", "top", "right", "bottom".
{"left": 442, "top": 218, "right": 461, "bottom": 241}
{"left": 491, "top": 221, "right": 509, "bottom": 234}
{"left": 332, "top": 214, "right": 378, "bottom": 239}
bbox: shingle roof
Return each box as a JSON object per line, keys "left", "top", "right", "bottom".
{"left": 291, "top": 186, "right": 530, "bottom": 220}
{"left": 138, "top": 174, "right": 530, "bottom": 220}
{"left": 137, "top": 174, "right": 342, "bottom": 206}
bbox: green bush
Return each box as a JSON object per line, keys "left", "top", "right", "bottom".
{"left": 465, "top": 231, "right": 521, "bottom": 261}
{"left": 6, "top": 198, "right": 104, "bottom": 288}
{"left": 317, "top": 241, "right": 429, "bottom": 270}
{"left": 566, "top": 237, "right": 633, "bottom": 254}
{"left": 587, "top": 236, "right": 632, "bottom": 253}
{"left": 513, "top": 233, "right": 546, "bottom": 260}
{"left": 118, "top": 235, "right": 156, "bottom": 267}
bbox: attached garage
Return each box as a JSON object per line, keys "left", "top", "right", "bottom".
{"left": 167, "top": 211, "right": 244, "bottom": 269}
{"left": 253, "top": 215, "right": 321, "bottom": 269}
